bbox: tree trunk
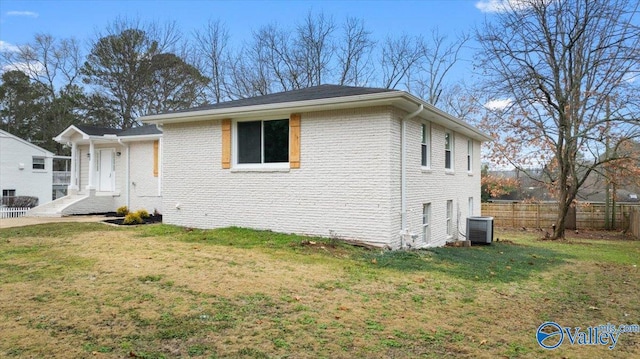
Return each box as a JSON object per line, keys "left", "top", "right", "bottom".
{"left": 553, "top": 203, "right": 568, "bottom": 239}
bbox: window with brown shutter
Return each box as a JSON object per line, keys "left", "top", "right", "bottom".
{"left": 222, "top": 115, "right": 300, "bottom": 169}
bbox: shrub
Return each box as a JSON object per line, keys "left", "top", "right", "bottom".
{"left": 116, "top": 206, "right": 129, "bottom": 216}
{"left": 1, "top": 196, "right": 38, "bottom": 208}
{"left": 135, "top": 209, "right": 150, "bottom": 219}
{"left": 123, "top": 213, "right": 143, "bottom": 225}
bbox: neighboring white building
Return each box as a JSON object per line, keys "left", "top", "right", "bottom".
{"left": 0, "top": 129, "right": 54, "bottom": 206}
{"left": 140, "top": 85, "right": 491, "bottom": 249}
{"left": 27, "top": 125, "right": 162, "bottom": 217}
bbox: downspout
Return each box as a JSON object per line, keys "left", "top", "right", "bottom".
{"left": 400, "top": 104, "right": 424, "bottom": 249}
{"left": 118, "top": 139, "right": 130, "bottom": 209}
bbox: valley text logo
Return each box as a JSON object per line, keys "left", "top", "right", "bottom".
{"left": 536, "top": 321, "right": 640, "bottom": 350}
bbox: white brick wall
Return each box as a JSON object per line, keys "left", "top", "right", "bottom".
{"left": 397, "top": 106, "right": 482, "bottom": 248}
{"left": 162, "top": 106, "right": 397, "bottom": 246}
{"left": 162, "top": 105, "right": 482, "bottom": 248}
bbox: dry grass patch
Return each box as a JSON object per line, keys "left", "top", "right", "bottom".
{"left": 0, "top": 224, "right": 638, "bottom": 358}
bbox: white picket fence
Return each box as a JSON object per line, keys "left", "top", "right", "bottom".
{"left": 0, "top": 207, "right": 30, "bottom": 219}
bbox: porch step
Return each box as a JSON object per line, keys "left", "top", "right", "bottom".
{"left": 26, "top": 194, "right": 88, "bottom": 217}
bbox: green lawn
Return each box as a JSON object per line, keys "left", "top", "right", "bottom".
{"left": 0, "top": 223, "right": 638, "bottom": 358}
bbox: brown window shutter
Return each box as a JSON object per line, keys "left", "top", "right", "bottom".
{"left": 221, "top": 119, "right": 231, "bottom": 169}
{"left": 290, "top": 113, "right": 301, "bottom": 169}
{"left": 153, "top": 140, "right": 159, "bottom": 177}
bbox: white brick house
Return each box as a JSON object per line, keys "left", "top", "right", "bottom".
{"left": 0, "top": 129, "right": 54, "bottom": 206}
{"left": 27, "top": 125, "right": 162, "bottom": 217}
{"left": 140, "top": 85, "right": 491, "bottom": 248}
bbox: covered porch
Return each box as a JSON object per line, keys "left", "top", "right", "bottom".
{"left": 26, "top": 125, "right": 162, "bottom": 217}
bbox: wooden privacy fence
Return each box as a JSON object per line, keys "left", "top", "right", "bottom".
{"left": 482, "top": 202, "right": 640, "bottom": 233}
{"left": 630, "top": 209, "right": 640, "bottom": 239}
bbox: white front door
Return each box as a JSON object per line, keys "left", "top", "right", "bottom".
{"left": 97, "top": 149, "right": 115, "bottom": 192}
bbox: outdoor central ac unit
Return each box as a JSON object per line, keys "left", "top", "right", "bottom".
{"left": 466, "top": 216, "right": 494, "bottom": 244}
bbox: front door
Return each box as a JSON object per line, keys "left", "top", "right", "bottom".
{"left": 97, "top": 149, "right": 115, "bottom": 192}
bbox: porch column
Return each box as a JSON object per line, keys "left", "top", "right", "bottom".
{"left": 86, "top": 140, "right": 96, "bottom": 193}
{"left": 67, "top": 142, "right": 79, "bottom": 194}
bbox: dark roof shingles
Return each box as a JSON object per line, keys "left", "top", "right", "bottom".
{"left": 167, "top": 84, "right": 398, "bottom": 115}
{"left": 74, "top": 124, "right": 161, "bottom": 137}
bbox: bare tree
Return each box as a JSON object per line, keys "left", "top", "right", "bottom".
{"left": 253, "top": 23, "right": 303, "bottom": 91}
{"left": 336, "top": 17, "right": 375, "bottom": 86}
{"left": 295, "top": 11, "right": 336, "bottom": 86}
{"left": 1, "top": 34, "right": 85, "bottom": 152}
{"left": 476, "top": 0, "right": 640, "bottom": 239}
{"left": 192, "top": 19, "right": 230, "bottom": 103}
{"left": 226, "top": 48, "right": 271, "bottom": 98}
{"left": 380, "top": 34, "right": 424, "bottom": 89}
{"left": 413, "top": 29, "right": 469, "bottom": 106}
{"left": 1, "top": 33, "right": 82, "bottom": 98}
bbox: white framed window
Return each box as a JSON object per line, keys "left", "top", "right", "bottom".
{"left": 445, "top": 132, "right": 454, "bottom": 170}
{"left": 421, "top": 123, "right": 431, "bottom": 168}
{"left": 2, "top": 189, "right": 16, "bottom": 197}
{"left": 467, "top": 140, "right": 473, "bottom": 172}
{"left": 422, "top": 203, "right": 431, "bottom": 243}
{"left": 446, "top": 200, "right": 453, "bottom": 236}
{"left": 234, "top": 118, "right": 289, "bottom": 168}
{"left": 468, "top": 197, "right": 474, "bottom": 217}
{"left": 32, "top": 157, "right": 45, "bottom": 170}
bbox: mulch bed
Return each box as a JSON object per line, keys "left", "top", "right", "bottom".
{"left": 103, "top": 213, "right": 162, "bottom": 226}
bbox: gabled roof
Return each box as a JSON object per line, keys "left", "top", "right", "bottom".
{"left": 139, "top": 84, "right": 492, "bottom": 142}
{"left": 74, "top": 124, "right": 121, "bottom": 136}
{"left": 0, "top": 129, "right": 54, "bottom": 156}
{"left": 54, "top": 124, "right": 162, "bottom": 144}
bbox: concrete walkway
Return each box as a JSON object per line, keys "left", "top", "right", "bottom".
{"left": 0, "top": 215, "right": 107, "bottom": 229}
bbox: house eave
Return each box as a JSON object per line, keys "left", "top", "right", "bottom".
{"left": 139, "top": 91, "right": 492, "bottom": 142}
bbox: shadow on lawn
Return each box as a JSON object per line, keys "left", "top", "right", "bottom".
{"left": 365, "top": 241, "right": 571, "bottom": 283}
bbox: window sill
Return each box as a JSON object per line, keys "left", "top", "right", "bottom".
{"left": 445, "top": 170, "right": 455, "bottom": 175}
{"left": 32, "top": 170, "right": 48, "bottom": 173}
{"left": 231, "top": 166, "right": 290, "bottom": 173}
{"left": 467, "top": 171, "right": 474, "bottom": 176}
{"left": 421, "top": 167, "right": 432, "bottom": 174}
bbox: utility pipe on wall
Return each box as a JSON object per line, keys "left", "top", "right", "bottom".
{"left": 400, "top": 104, "right": 424, "bottom": 249}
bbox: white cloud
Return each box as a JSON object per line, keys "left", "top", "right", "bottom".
{"left": 475, "top": 0, "right": 533, "bottom": 13}
{"left": 6, "top": 11, "right": 39, "bottom": 18}
{"left": 2, "top": 61, "right": 45, "bottom": 75}
{"left": 484, "top": 98, "right": 513, "bottom": 110}
{"left": 0, "top": 40, "right": 20, "bottom": 53}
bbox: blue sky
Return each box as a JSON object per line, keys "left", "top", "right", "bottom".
{"left": 0, "top": 0, "right": 503, "bottom": 84}
{"left": 1, "top": 1, "right": 493, "bottom": 44}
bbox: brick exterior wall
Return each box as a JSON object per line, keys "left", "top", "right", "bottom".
{"left": 395, "top": 108, "right": 482, "bottom": 248}
{"left": 161, "top": 106, "right": 482, "bottom": 248}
